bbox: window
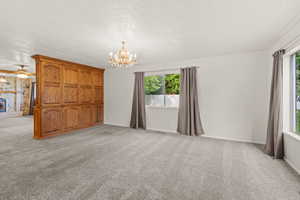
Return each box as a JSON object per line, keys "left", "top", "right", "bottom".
{"left": 144, "top": 73, "right": 180, "bottom": 107}
{"left": 292, "top": 51, "right": 300, "bottom": 134}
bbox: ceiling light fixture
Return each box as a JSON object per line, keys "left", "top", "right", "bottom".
{"left": 17, "top": 73, "right": 28, "bottom": 79}
{"left": 0, "top": 76, "right": 8, "bottom": 83}
{"left": 108, "top": 41, "right": 137, "bottom": 67}
{"left": 16, "top": 64, "right": 29, "bottom": 79}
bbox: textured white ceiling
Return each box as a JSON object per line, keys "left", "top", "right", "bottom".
{"left": 0, "top": 0, "right": 300, "bottom": 71}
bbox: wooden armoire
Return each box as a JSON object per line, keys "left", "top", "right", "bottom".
{"left": 32, "top": 55, "right": 104, "bottom": 139}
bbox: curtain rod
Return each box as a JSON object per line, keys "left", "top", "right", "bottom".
{"left": 133, "top": 66, "right": 200, "bottom": 73}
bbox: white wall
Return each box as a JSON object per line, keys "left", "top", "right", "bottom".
{"left": 271, "top": 18, "right": 300, "bottom": 174}
{"left": 104, "top": 50, "right": 269, "bottom": 144}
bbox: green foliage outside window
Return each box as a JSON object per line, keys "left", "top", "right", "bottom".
{"left": 144, "top": 74, "right": 180, "bottom": 95}
{"left": 165, "top": 74, "right": 180, "bottom": 94}
{"left": 144, "top": 75, "right": 163, "bottom": 95}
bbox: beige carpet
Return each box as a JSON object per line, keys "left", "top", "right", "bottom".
{"left": 0, "top": 116, "right": 300, "bottom": 200}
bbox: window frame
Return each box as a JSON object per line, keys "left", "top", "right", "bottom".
{"left": 144, "top": 72, "right": 180, "bottom": 108}
{"left": 290, "top": 51, "right": 300, "bottom": 134}
{"left": 291, "top": 53, "right": 296, "bottom": 132}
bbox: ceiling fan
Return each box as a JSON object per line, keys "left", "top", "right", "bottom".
{"left": 0, "top": 64, "right": 35, "bottom": 78}
{"left": 15, "top": 64, "right": 31, "bottom": 78}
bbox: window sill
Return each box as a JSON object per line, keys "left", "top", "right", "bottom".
{"left": 146, "top": 105, "right": 178, "bottom": 110}
{"left": 283, "top": 131, "right": 300, "bottom": 142}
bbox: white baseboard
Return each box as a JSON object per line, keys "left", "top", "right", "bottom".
{"left": 284, "top": 157, "right": 300, "bottom": 175}
{"left": 104, "top": 122, "right": 178, "bottom": 134}
{"left": 201, "top": 135, "right": 265, "bottom": 145}
{"left": 147, "top": 128, "right": 177, "bottom": 134}
{"left": 104, "top": 122, "right": 129, "bottom": 128}
{"left": 104, "top": 122, "right": 264, "bottom": 144}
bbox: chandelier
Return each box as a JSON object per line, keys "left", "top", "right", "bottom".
{"left": 108, "top": 41, "right": 137, "bottom": 67}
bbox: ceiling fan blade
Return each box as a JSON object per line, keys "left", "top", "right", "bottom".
{"left": 0, "top": 69, "right": 35, "bottom": 76}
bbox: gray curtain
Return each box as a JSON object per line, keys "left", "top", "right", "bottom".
{"left": 177, "top": 67, "right": 204, "bottom": 136}
{"left": 130, "top": 72, "right": 146, "bottom": 129}
{"left": 265, "top": 49, "right": 285, "bottom": 159}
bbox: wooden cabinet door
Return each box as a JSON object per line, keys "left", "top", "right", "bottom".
{"left": 41, "top": 107, "right": 63, "bottom": 136}
{"left": 41, "top": 61, "right": 62, "bottom": 105}
{"left": 94, "top": 86, "right": 103, "bottom": 104}
{"left": 64, "top": 86, "right": 78, "bottom": 104}
{"left": 63, "top": 65, "right": 78, "bottom": 104}
{"left": 79, "top": 105, "right": 92, "bottom": 127}
{"left": 63, "top": 65, "right": 78, "bottom": 84}
{"left": 63, "top": 106, "right": 80, "bottom": 130}
{"left": 96, "top": 104, "right": 103, "bottom": 123}
{"left": 79, "top": 69, "right": 92, "bottom": 86}
{"left": 92, "top": 70, "right": 103, "bottom": 86}
{"left": 79, "top": 86, "right": 93, "bottom": 103}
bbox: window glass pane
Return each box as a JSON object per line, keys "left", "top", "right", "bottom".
{"left": 144, "top": 75, "right": 163, "bottom": 95}
{"left": 145, "top": 95, "right": 164, "bottom": 107}
{"left": 165, "top": 95, "right": 179, "bottom": 107}
{"left": 296, "top": 52, "right": 300, "bottom": 133}
{"left": 144, "top": 73, "right": 180, "bottom": 107}
{"left": 165, "top": 74, "right": 180, "bottom": 95}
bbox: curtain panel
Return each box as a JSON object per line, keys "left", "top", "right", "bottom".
{"left": 130, "top": 72, "right": 146, "bottom": 129}
{"left": 265, "top": 49, "right": 285, "bottom": 159}
{"left": 177, "top": 67, "right": 204, "bottom": 136}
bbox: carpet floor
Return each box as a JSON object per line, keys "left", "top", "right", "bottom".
{"left": 0, "top": 117, "right": 300, "bottom": 200}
